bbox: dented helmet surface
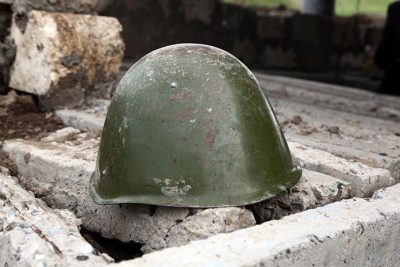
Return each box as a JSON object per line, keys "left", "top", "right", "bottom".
{"left": 89, "top": 44, "right": 301, "bottom": 207}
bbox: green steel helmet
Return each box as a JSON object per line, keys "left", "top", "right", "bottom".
{"left": 89, "top": 43, "right": 301, "bottom": 207}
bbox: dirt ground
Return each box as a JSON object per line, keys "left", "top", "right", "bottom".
{"left": 0, "top": 90, "right": 64, "bottom": 175}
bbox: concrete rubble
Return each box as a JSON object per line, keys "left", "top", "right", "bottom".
{"left": 8, "top": 10, "right": 124, "bottom": 109}
{"left": 118, "top": 183, "right": 400, "bottom": 267}
{"left": 0, "top": 172, "right": 112, "bottom": 266}
{"left": 2, "top": 128, "right": 256, "bottom": 253}
{"left": 289, "top": 142, "right": 394, "bottom": 197}
{"left": 251, "top": 169, "right": 351, "bottom": 222}
{"left": 2, "top": 125, "right": 365, "bottom": 252}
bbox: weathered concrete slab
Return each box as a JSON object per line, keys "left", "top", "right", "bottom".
{"left": 270, "top": 98, "right": 400, "bottom": 160}
{"left": 0, "top": 173, "right": 111, "bottom": 266}
{"left": 2, "top": 130, "right": 256, "bottom": 253}
{"left": 255, "top": 73, "right": 400, "bottom": 121}
{"left": 289, "top": 142, "right": 394, "bottom": 197}
{"left": 287, "top": 136, "right": 400, "bottom": 181}
{"left": 118, "top": 184, "right": 400, "bottom": 267}
{"left": 251, "top": 169, "right": 351, "bottom": 222}
{"left": 9, "top": 10, "right": 124, "bottom": 109}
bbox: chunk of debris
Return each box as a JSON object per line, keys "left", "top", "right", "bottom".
{"left": 0, "top": 172, "right": 112, "bottom": 266}
{"left": 251, "top": 169, "right": 350, "bottom": 222}
{"left": 290, "top": 115, "right": 303, "bottom": 125}
{"left": 8, "top": 10, "right": 124, "bottom": 110}
{"left": 2, "top": 132, "right": 256, "bottom": 253}
{"left": 326, "top": 125, "right": 340, "bottom": 135}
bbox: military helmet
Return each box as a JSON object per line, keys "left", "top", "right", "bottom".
{"left": 89, "top": 44, "right": 301, "bottom": 207}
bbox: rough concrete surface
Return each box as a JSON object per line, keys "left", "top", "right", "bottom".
{"left": 2, "top": 130, "right": 256, "bottom": 253}
{"left": 0, "top": 172, "right": 112, "bottom": 266}
{"left": 289, "top": 141, "right": 394, "bottom": 197}
{"left": 9, "top": 10, "right": 124, "bottom": 109}
{"left": 251, "top": 169, "right": 351, "bottom": 222}
{"left": 288, "top": 136, "right": 400, "bottom": 181}
{"left": 117, "top": 184, "right": 400, "bottom": 267}
{"left": 256, "top": 73, "right": 400, "bottom": 121}
{"left": 270, "top": 98, "right": 399, "bottom": 160}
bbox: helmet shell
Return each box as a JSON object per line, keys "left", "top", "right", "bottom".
{"left": 90, "top": 44, "right": 301, "bottom": 207}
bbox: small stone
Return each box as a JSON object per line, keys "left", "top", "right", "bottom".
{"left": 290, "top": 115, "right": 303, "bottom": 125}
{"left": 327, "top": 126, "right": 340, "bottom": 135}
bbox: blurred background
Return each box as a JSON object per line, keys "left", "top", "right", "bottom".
{"left": 97, "top": 0, "right": 393, "bottom": 92}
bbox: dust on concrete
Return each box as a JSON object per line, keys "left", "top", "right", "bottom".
{"left": 281, "top": 115, "right": 319, "bottom": 136}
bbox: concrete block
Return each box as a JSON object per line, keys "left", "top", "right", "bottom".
{"left": 251, "top": 169, "right": 351, "bottom": 222}
{"left": 9, "top": 10, "right": 124, "bottom": 109}
{"left": 255, "top": 73, "right": 400, "bottom": 121}
{"left": 289, "top": 142, "right": 394, "bottom": 197}
{"left": 0, "top": 173, "right": 112, "bottom": 266}
{"left": 287, "top": 136, "right": 400, "bottom": 182}
{"left": 2, "top": 132, "right": 256, "bottom": 253}
{"left": 118, "top": 184, "right": 400, "bottom": 267}
{"left": 269, "top": 98, "right": 400, "bottom": 159}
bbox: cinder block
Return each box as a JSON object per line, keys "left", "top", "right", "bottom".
{"left": 289, "top": 142, "right": 394, "bottom": 197}
{"left": 8, "top": 10, "right": 124, "bottom": 109}
{"left": 118, "top": 184, "right": 400, "bottom": 267}
{"left": 0, "top": 173, "right": 112, "bottom": 266}
{"left": 2, "top": 132, "right": 256, "bottom": 253}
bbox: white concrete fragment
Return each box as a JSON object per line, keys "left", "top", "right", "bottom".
{"left": 117, "top": 184, "right": 400, "bottom": 267}
{"left": 2, "top": 131, "right": 255, "bottom": 252}
{"left": 56, "top": 109, "right": 105, "bottom": 131}
{"left": 9, "top": 10, "right": 124, "bottom": 108}
{"left": 251, "top": 169, "right": 351, "bottom": 222}
{"left": 289, "top": 141, "right": 395, "bottom": 197}
{"left": 41, "top": 127, "right": 81, "bottom": 142}
{"left": 0, "top": 173, "right": 111, "bottom": 266}
{"left": 166, "top": 208, "right": 256, "bottom": 248}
